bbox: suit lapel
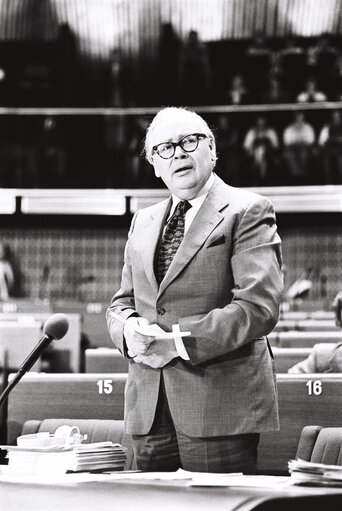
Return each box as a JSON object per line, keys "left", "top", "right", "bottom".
{"left": 140, "top": 198, "right": 171, "bottom": 294}
{"left": 158, "top": 176, "right": 230, "bottom": 296}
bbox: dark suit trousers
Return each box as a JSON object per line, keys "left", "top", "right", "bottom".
{"left": 131, "top": 374, "right": 260, "bottom": 473}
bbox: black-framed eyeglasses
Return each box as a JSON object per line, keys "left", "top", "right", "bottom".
{"left": 152, "top": 133, "right": 208, "bottom": 159}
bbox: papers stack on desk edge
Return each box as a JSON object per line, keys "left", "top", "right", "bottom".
{"left": 289, "top": 458, "right": 342, "bottom": 487}
{"left": 1, "top": 441, "right": 127, "bottom": 475}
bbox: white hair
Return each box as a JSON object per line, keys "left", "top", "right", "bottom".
{"left": 143, "top": 106, "right": 216, "bottom": 163}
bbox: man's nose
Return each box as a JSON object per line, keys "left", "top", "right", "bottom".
{"left": 174, "top": 145, "right": 188, "bottom": 158}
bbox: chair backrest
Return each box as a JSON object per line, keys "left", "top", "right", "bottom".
{"left": 272, "top": 347, "right": 311, "bottom": 372}
{"left": 85, "top": 348, "right": 128, "bottom": 373}
{"left": 274, "top": 319, "right": 339, "bottom": 332}
{"left": 268, "top": 331, "right": 342, "bottom": 348}
{"left": 296, "top": 425, "right": 342, "bottom": 466}
{"left": 21, "top": 418, "right": 135, "bottom": 470}
{"left": 7, "top": 373, "right": 127, "bottom": 444}
{"left": 258, "top": 374, "right": 342, "bottom": 475}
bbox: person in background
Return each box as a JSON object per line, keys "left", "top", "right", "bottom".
{"left": 226, "top": 73, "right": 249, "bottom": 105}
{"left": 177, "top": 30, "right": 212, "bottom": 105}
{"left": 214, "top": 113, "right": 241, "bottom": 186}
{"left": 305, "top": 34, "right": 339, "bottom": 90}
{"left": 243, "top": 115, "right": 279, "bottom": 185}
{"left": 288, "top": 290, "right": 342, "bottom": 373}
{"left": 275, "top": 36, "right": 305, "bottom": 99}
{"left": 244, "top": 32, "right": 273, "bottom": 99}
{"left": 282, "top": 111, "right": 315, "bottom": 185}
{"left": 318, "top": 110, "right": 342, "bottom": 184}
{"left": 107, "top": 106, "right": 283, "bottom": 474}
{"left": 288, "top": 342, "right": 342, "bottom": 373}
{"left": 0, "top": 242, "right": 15, "bottom": 301}
{"left": 261, "top": 76, "right": 290, "bottom": 104}
{"left": 296, "top": 77, "right": 327, "bottom": 103}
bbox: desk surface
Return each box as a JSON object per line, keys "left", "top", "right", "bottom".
{"left": 1, "top": 478, "right": 342, "bottom": 511}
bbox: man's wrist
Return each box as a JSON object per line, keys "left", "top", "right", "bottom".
{"left": 172, "top": 324, "right": 190, "bottom": 360}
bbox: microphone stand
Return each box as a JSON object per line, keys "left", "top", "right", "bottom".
{"left": 0, "top": 334, "right": 53, "bottom": 410}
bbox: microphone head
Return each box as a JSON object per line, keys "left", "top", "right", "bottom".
{"left": 43, "top": 313, "right": 69, "bottom": 340}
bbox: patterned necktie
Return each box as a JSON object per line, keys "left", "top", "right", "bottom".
{"left": 156, "top": 200, "right": 192, "bottom": 284}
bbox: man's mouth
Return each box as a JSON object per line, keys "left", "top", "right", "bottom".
{"left": 174, "top": 165, "right": 192, "bottom": 173}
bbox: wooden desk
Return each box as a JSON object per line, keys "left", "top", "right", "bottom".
{"left": 0, "top": 477, "right": 342, "bottom": 511}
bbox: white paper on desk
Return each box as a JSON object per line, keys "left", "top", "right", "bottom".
{"left": 0, "top": 466, "right": 129, "bottom": 485}
{"left": 93, "top": 468, "right": 242, "bottom": 482}
{"left": 187, "top": 474, "right": 293, "bottom": 488}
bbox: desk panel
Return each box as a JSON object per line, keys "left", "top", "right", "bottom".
{"left": 258, "top": 374, "right": 342, "bottom": 475}
{"left": 1, "top": 478, "right": 342, "bottom": 511}
{"left": 7, "top": 373, "right": 127, "bottom": 444}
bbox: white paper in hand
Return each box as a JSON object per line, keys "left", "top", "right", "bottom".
{"left": 111, "top": 312, "right": 191, "bottom": 340}
{"left": 135, "top": 324, "right": 191, "bottom": 340}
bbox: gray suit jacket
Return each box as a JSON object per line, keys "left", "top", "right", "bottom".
{"left": 107, "top": 175, "right": 283, "bottom": 436}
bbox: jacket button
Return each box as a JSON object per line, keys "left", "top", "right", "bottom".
{"left": 157, "top": 307, "right": 166, "bottom": 315}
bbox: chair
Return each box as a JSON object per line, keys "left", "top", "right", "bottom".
{"left": 296, "top": 425, "right": 342, "bottom": 465}
{"left": 20, "top": 418, "right": 135, "bottom": 470}
{"left": 85, "top": 348, "right": 129, "bottom": 373}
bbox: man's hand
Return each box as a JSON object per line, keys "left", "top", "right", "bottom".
{"left": 124, "top": 317, "right": 154, "bottom": 358}
{"left": 134, "top": 338, "right": 178, "bottom": 368}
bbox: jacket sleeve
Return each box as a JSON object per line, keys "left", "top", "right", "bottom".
{"left": 179, "top": 195, "right": 284, "bottom": 365}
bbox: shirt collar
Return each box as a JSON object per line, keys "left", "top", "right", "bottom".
{"left": 171, "top": 172, "right": 215, "bottom": 209}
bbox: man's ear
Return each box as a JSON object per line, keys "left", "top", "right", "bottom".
{"left": 154, "top": 166, "right": 161, "bottom": 178}
{"left": 209, "top": 144, "right": 216, "bottom": 162}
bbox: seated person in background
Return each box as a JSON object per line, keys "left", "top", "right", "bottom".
{"left": 243, "top": 115, "right": 279, "bottom": 186}
{"left": 333, "top": 290, "right": 342, "bottom": 328}
{"left": 289, "top": 290, "right": 342, "bottom": 373}
{"left": 261, "top": 76, "right": 290, "bottom": 104}
{"left": 226, "top": 73, "right": 249, "bottom": 105}
{"left": 328, "top": 54, "right": 342, "bottom": 100}
{"left": 318, "top": 110, "right": 342, "bottom": 184}
{"left": 0, "top": 242, "right": 15, "bottom": 300}
{"left": 244, "top": 32, "right": 273, "bottom": 99}
{"left": 296, "top": 77, "right": 327, "bottom": 103}
{"left": 305, "top": 34, "right": 339, "bottom": 87}
{"left": 288, "top": 342, "right": 342, "bottom": 373}
{"left": 282, "top": 111, "right": 315, "bottom": 185}
{"left": 177, "top": 30, "right": 212, "bottom": 105}
{"left": 276, "top": 36, "right": 305, "bottom": 97}
{"left": 214, "top": 113, "right": 241, "bottom": 186}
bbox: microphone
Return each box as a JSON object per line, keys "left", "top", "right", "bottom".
{"left": 0, "top": 313, "right": 69, "bottom": 409}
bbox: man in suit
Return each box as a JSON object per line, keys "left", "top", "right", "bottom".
{"left": 106, "top": 107, "right": 283, "bottom": 474}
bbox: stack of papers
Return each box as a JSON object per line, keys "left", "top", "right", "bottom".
{"left": 289, "top": 458, "right": 342, "bottom": 486}
{"left": 2, "top": 442, "right": 127, "bottom": 475}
